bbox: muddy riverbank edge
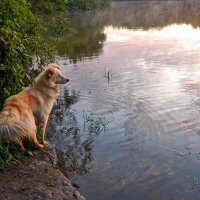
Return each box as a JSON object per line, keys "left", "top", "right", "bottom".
{"left": 0, "top": 143, "right": 86, "bottom": 200}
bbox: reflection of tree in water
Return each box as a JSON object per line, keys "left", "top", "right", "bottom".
{"left": 47, "top": 87, "right": 100, "bottom": 177}
{"left": 57, "top": 0, "right": 200, "bottom": 64}
{"left": 55, "top": 127, "right": 95, "bottom": 176}
{"left": 57, "top": 10, "right": 111, "bottom": 63}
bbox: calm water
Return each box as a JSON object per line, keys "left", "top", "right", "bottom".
{"left": 49, "top": 1, "right": 200, "bottom": 200}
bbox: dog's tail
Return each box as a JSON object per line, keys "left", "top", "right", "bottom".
{"left": 0, "top": 113, "right": 31, "bottom": 144}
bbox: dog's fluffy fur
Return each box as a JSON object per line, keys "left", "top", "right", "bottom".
{"left": 0, "top": 64, "right": 69, "bottom": 151}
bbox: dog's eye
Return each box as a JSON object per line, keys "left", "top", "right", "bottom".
{"left": 57, "top": 75, "right": 61, "bottom": 77}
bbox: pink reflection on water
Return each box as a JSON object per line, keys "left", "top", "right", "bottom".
{"left": 104, "top": 24, "right": 200, "bottom": 66}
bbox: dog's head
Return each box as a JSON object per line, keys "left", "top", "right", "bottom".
{"left": 45, "top": 64, "right": 69, "bottom": 85}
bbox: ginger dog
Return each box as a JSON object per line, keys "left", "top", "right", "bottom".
{"left": 0, "top": 64, "right": 69, "bottom": 151}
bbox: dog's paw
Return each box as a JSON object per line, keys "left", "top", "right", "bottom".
{"left": 37, "top": 144, "right": 44, "bottom": 149}
{"left": 42, "top": 140, "right": 49, "bottom": 145}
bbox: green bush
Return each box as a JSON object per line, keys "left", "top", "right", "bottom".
{"left": 0, "top": 0, "right": 34, "bottom": 108}
{"left": 0, "top": 0, "right": 70, "bottom": 109}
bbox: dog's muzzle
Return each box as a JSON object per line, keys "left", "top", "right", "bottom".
{"left": 63, "top": 78, "right": 69, "bottom": 84}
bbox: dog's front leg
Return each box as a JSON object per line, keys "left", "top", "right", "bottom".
{"left": 39, "top": 116, "right": 49, "bottom": 144}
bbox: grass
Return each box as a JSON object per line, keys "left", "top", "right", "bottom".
{"left": 83, "top": 110, "right": 113, "bottom": 133}
{"left": 0, "top": 142, "right": 22, "bottom": 170}
{"left": 0, "top": 139, "right": 38, "bottom": 170}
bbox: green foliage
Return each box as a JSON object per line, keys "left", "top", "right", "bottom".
{"left": 0, "top": 141, "right": 37, "bottom": 169}
{"left": 67, "top": 0, "right": 111, "bottom": 10}
{"left": 31, "top": 0, "right": 71, "bottom": 37}
{"left": 0, "top": 0, "right": 34, "bottom": 108}
{"left": 0, "top": 0, "right": 70, "bottom": 109}
{"left": 0, "top": 143, "right": 22, "bottom": 169}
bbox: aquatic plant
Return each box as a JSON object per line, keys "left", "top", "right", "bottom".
{"left": 187, "top": 176, "right": 200, "bottom": 191}
{"left": 83, "top": 110, "right": 113, "bottom": 134}
{"left": 104, "top": 68, "right": 112, "bottom": 83}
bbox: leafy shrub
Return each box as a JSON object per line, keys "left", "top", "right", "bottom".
{"left": 0, "top": 0, "right": 70, "bottom": 109}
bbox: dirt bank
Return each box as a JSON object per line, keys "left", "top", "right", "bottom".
{"left": 0, "top": 143, "right": 86, "bottom": 200}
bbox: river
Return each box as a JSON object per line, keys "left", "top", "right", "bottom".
{"left": 48, "top": 1, "right": 200, "bottom": 199}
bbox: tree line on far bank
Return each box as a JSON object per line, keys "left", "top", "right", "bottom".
{"left": 67, "top": 0, "right": 111, "bottom": 10}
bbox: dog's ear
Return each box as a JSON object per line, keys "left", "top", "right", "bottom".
{"left": 52, "top": 64, "right": 60, "bottom": 69}
{"left": 46, "top": 68, "right": 54, "bottom": 78}
{"left": 49, "top": 64, "right": 60, "bottom": 70}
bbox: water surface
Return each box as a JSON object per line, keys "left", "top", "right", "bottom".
{"left": 49, "top": 1, "right": 200, "bottom": 199}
